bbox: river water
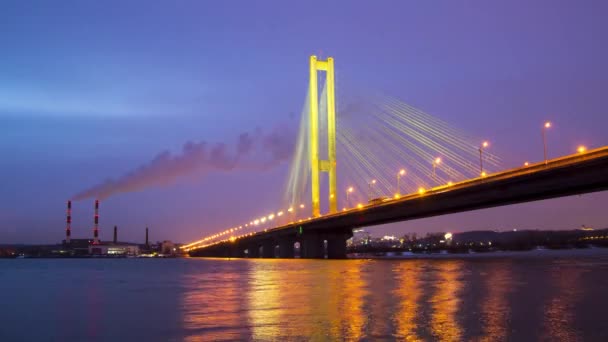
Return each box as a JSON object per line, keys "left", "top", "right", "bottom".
{"left": 1, "top": 249, "right": 608, "bottom": 341}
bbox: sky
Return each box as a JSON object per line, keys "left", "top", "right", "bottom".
{"left": 1, "top": 0, "right": 608, "bottom": 244}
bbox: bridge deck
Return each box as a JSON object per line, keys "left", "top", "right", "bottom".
{"left": 188, "top": 146, "right": 608, "bottom": 254}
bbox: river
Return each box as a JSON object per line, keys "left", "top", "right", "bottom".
{"left": 1, "top": 249, "right": 608, "bottom": 341}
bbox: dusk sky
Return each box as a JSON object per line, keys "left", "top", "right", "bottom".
{"left": 2, "top": 0, "right": 608, "bottom": 244}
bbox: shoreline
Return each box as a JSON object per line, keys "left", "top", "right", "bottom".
{"left": 348, "top": 246, "right": 608, "bottom": 259}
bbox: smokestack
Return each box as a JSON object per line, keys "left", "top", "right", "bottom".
{"left": 145, "top": 227, "right": 149, "bottom": 247}
{"left": 93, "top": 200, "right": 100, "bottom": 244}
{"left": 113, "top": 225, "right": 117, "bottom": 244}
{"left": 66, "top": 200, "right": 71, "bottom": 244}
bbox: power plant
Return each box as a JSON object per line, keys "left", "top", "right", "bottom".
{"left": 60, "top": 200, "right": 151, "bottom": 256}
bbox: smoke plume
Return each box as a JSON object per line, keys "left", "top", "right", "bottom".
{"left": 73, "top": 125, "right": 294, "bottom": 201}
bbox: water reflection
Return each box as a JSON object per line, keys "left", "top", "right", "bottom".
{"left": 429, "top": 261, "right": 464, "bottom": 341}
{"left": 543, "top": 260, "right": 585, "bottom": 341}
{"left": 479, "top": 261, "right": 513, "bottom": 342}
{"left": 182, "top": 260, "right": 247, "bottom": 341}
{"left": 176, "top": 253, "right": 607, "bottom": 341}
{"left": 247, "top": 260, "right": 367, "bottom": 340}
{"left": 321, "top": 261, "right": 366, "bottom": 340}
{"left": 393, "top": 261, "right": 422, "bottom": 341}
{"left": 2, "top": 253, "right": 606, "bottom": 341}
{"left": 247, "top": 260, "right": 301, "bottom": 340}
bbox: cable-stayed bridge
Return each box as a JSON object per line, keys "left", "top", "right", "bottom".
{"left": 182, "top": 56, "right": 608, "bottom": 259}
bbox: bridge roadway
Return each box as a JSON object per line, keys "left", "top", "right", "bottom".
{"left": 189, "top": 146, "right": 608, "bottom": 259}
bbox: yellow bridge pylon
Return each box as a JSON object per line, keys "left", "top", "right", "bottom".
{"left": 309, "top": 55, "right": 337, "bottom": 217}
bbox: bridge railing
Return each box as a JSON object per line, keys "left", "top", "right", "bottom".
{"left": 267, "top": 146, "right": 608, "bottom": 229}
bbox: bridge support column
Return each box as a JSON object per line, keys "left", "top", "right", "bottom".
{"left": 301, "top": 233, "right": 324, "bottom": 259}
{"left": 227, "top": 243, "right": 243, "bottom": 258}
{"left": 261, "top": 240, "right": 276, "bottom": 258}
{"left": 326, "top": 234, "right": 350, "bottom": 259}
{"left": 247, "top": 243, "right": 260, "bottom": 258}
{"left": 309, "top": 55, "right": 338, "bottom": 217}
{"left": 278, "top": 237, "right": 296, "bottom": 258}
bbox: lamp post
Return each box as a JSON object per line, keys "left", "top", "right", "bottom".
{"left": 297, "top": 204, "right": 305, "bottom": 221}
{"left": 479, "top": 141, "right": 488, "bottom": 176}
{"left": 397, "top": 169, "right": 406, "bottom": 197}
{"left": 542, "top": 121, "right": 551, "bottom": 165}
{"left": 287, "top": 207, "right": 294, "bottom": 223}
{"left": 346, "top": 186, "right": 354, "bottom": 208}
{"left": 368, "top": 179, "right": 376, "bottom": 201}
{"left": 432, "top": 157, "right": 441, "bottom": 183}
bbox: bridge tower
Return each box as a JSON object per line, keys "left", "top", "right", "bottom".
{"left": 309, "top": 55, "right": 337, "bottom": 217}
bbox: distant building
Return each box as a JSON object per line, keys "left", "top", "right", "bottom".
{"left": 348, "top": 229, "right": 371, "bottom": 247}
{"left": 63, "top": 238, "right": 94, "bottom": 255}
{"left": 88, "top": 243, "right": 139, "bottom": 256}
{"left": 160, "top": 240, "right": 176, "bottom": 255}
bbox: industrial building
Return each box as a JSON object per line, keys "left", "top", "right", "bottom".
{"left": 62, "top": 200, "right": 142, "bottom": 256}
{"left": 89, "top": 243, "right": 139, "bottom": 256}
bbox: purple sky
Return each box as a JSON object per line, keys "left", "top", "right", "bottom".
{"left": 2, "top": 1, "right": 608, "bottom": 244}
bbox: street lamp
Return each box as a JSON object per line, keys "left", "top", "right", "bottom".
{"left": 397, "top": 169, "right": 406, "bottom": 197}
{"left": 368, "top": 179, "right": 377, "bottom": 201}
{"left": 432, "top": 157, "right": 442, "bottom": 183}
{"left": 479, "top": 141, "right": 489, "bottom": 176}
{"left": 346, "top": 186, "right": 354, "bottom": 207}
{"left": 286, "top": 206, "right": 294, "bottom": 222}
{"left": 542, "top": 121, "right": 551, "bottom": 165}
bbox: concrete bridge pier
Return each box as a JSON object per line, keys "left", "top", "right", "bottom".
{"left": 262, "top": 240, "right": 276, "bottom": 258}
{"left": 301, "top": 233, "right": 324, "bottom": 258}
{"left": 325, "top": 233, "right": 351, "bottom": 259}
{"left": 300, "top": 230, "right": 353, "bottom": 259}
{"left": 228, "top": 243, "right": 243, "bottom": 258}
{"left": 247, "top": 243, "right": 260, "bottom": 258}
{"left": 278, "top": 237, "right": 296, "bottom": 258}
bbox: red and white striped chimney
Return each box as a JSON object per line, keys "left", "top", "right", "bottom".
{"left": 93, "top": 200, "right": 100, "bottom": 244}
{"left": 66, "top": 200, "right": 71, "bottom": 244}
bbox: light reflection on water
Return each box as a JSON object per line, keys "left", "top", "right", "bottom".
{"left": 2, "top": 251, "right": 608, "bottom": 341}
{"left": 430, "top": 261, "right": 463, "bottom": 341}
{"left": 178, "top": 253, "right": 608, "bottom": 341}
{"left": 479, "top": 261, "right": 512, "bottom": 342}
{"left": 543, "top": 260, "right": 586, "bottom": 341}
{"left": 393, "top": 261, "right": 422, "bottom": 341}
